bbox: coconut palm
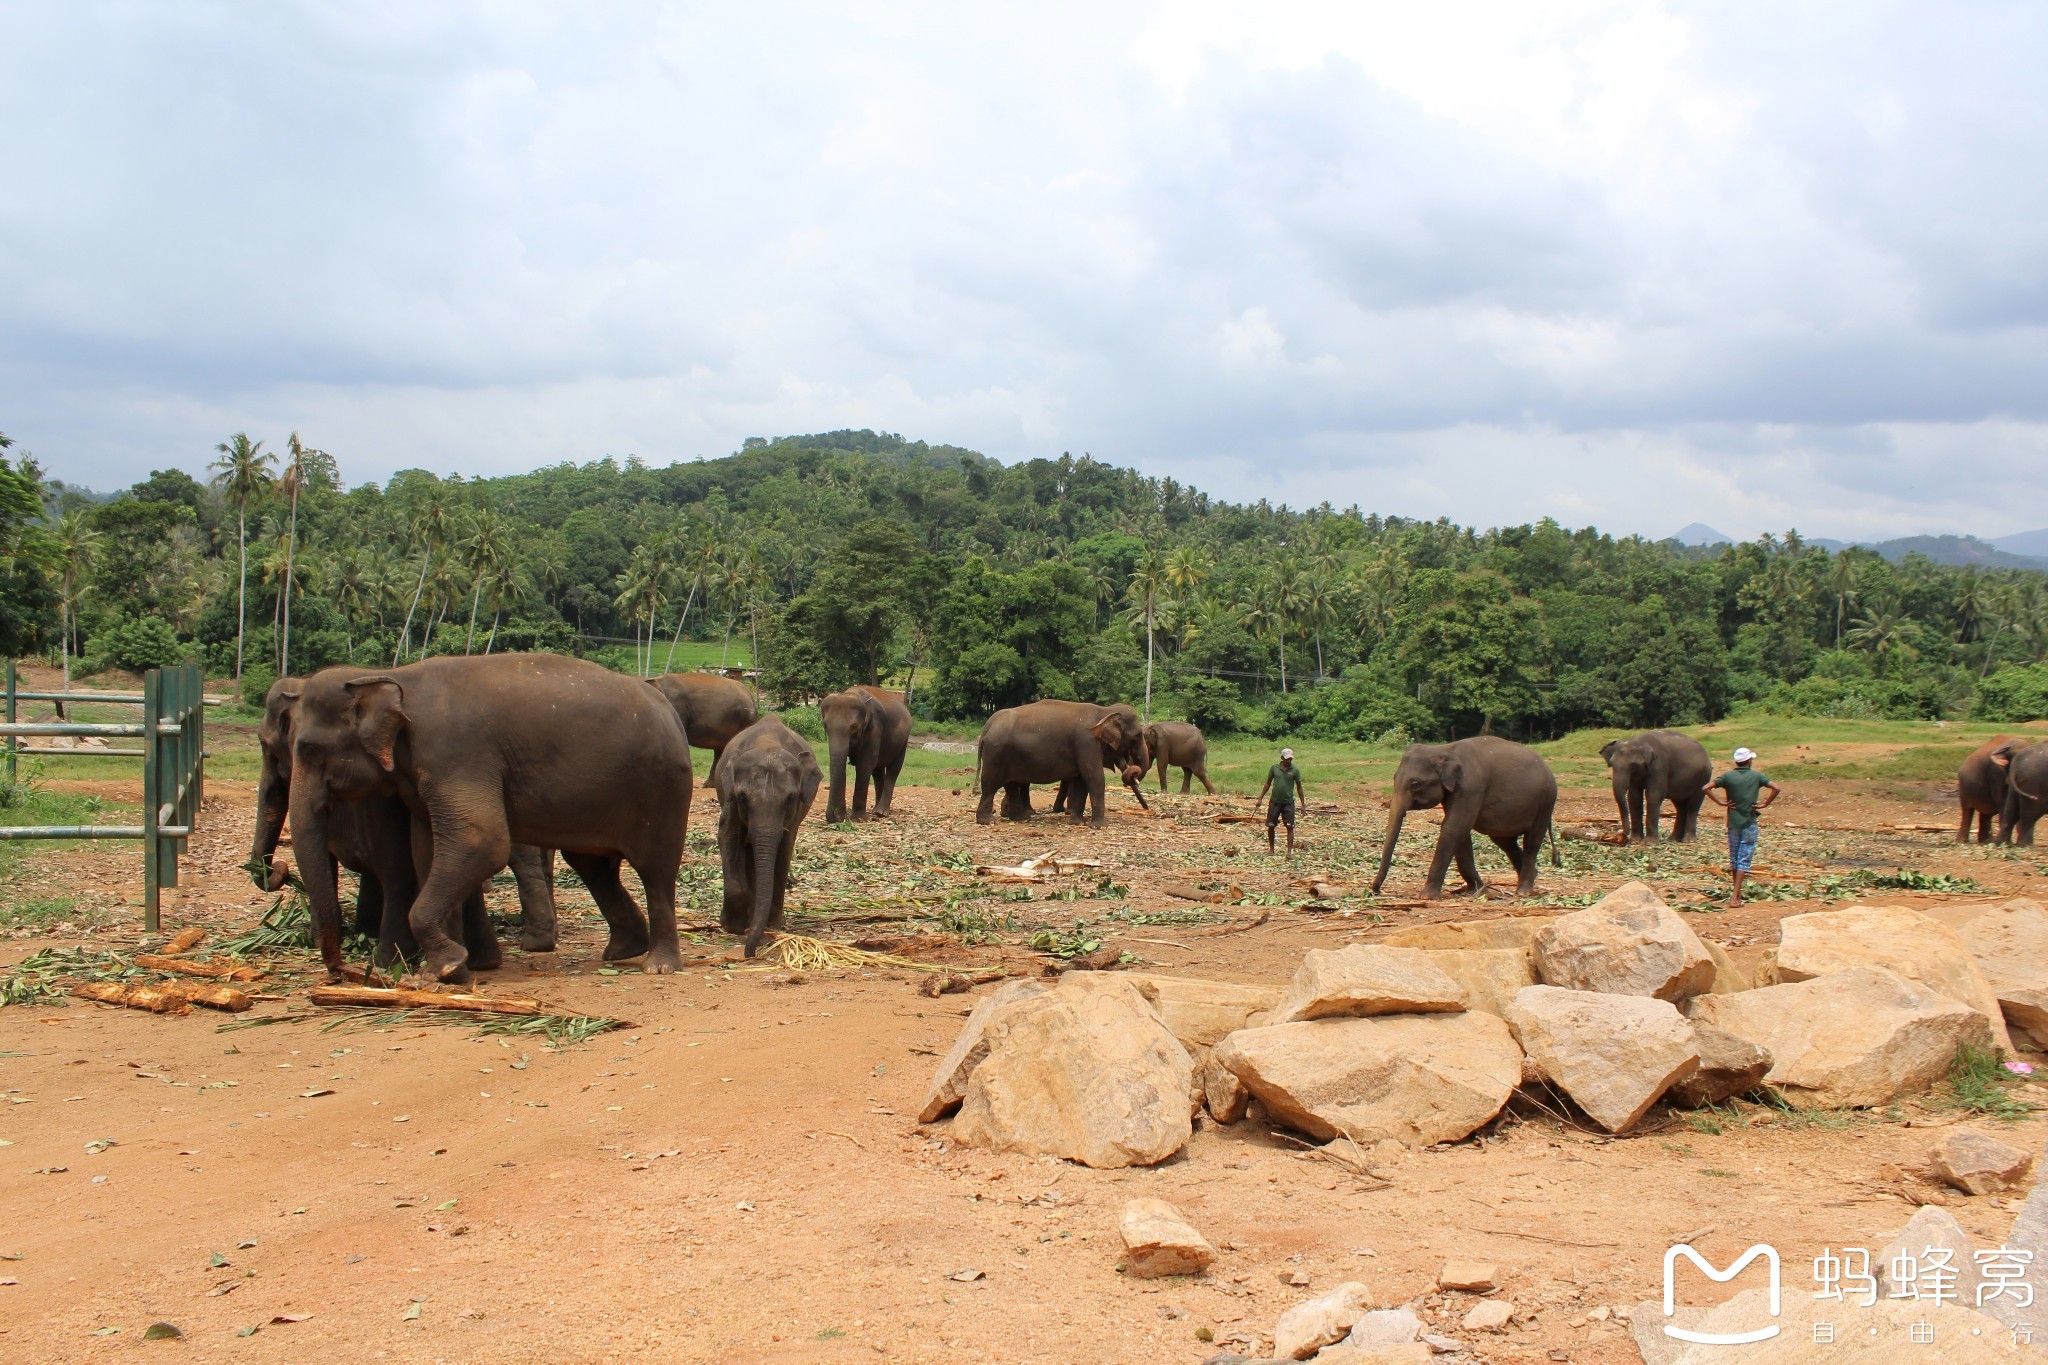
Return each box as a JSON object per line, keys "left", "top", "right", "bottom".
{"left": 1824, "top": 551, "right": 1864, "bottom": 648}
{"left": 396, "top": 492, "right": 453, "bottom": 664}
{"left": 209, "top": 432, "right": 274, "bottom": 681}
{"left": 1845, "top": 593, "right": 1924, "bottom": 678}
{"left": 49, "top": 510, "right": 101, "bottom": 695}
{"left": 1126, "top": 547, "right": 1167, "bottom": 720}
{"left": 276, "top": 432, "right": 324, "bottom": 673}
{"left": 460, "top": 509, "right": 512, "bottom": 654}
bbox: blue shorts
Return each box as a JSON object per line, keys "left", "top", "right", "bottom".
{"left": 1727, "top": 822, "right": 1758, "bottom": 873}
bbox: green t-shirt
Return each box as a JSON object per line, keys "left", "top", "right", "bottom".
{"left": 1714, "top": 767, "right": 1773, "bottom": 831}
{"left": 1267, "top": 763, "right": 1302, "bottom": 806}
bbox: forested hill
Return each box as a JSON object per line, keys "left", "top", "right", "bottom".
{"left": 10, "top": 428, "right": 2048, "bottom": 740}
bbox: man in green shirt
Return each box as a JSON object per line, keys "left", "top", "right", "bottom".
{"left": 1255, "top": 748, "right": 1306, "bottom": 856}
{"left": 1703, "top": 747, "right": 1779, "bottom": 907}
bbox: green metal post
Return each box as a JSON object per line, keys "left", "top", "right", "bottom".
{"left": 142, "top": 668, "right": 161, "bottom": 932}
{"left": 5, "top": 658, "right": 15, "bottom": 789}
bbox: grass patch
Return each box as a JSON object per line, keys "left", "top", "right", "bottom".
{"left": 1939, "top": 1042, "right": 2032, "bottom": 1120}
{"left": 0, "top": 894, "right": 78, "bottom": 928}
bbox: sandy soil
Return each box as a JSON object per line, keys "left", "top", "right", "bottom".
{"left": 3, "top": 744, "right": 2046, "bottom": 1363}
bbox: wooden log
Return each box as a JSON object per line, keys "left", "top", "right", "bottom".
{"left": 307, "top": 985, "right": 550, "bottom": 1017}
{"left": 162, "top": 927, "right": 206, "bottom": 954}
{"left": 1556, "top": 825, "right": 1627, "bottom": 847}
{"left": 167, "top": 981, "right": 254, "bottom": 1013}
{"left": 134, "top": 954, "right": 265, "bottom": 982}
{"left": 70, "top": 981, "right": 192, "bottom": 1015}
{"left": 1160, "top": 880, "right": 1239, "bottom": 903}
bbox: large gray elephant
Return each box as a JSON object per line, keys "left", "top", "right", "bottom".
{"left": 252, "top": 674, "right": 557, "bottom": 966}
{"left": 1371, "top": 736, "right": 1558, "bottom": 898}
{"left": 819, "top": 685, "right": 911, "bottom": 823}
{"left": 1995, "top": 740, "right": 2048, "bottom": 846}
{"left": 975, "top": 700, "right": 1149, "bottom": 827}
{"left": 1143, "top": 721, "right": 1216, "bottom": 794}
{"left": 1959, "top": 735, "right": 2023, "bottom": 842}
{"left": 1600, "top": 729, "right": 1711, "bottom": 842}
{"left": 287, "top": 654, "right": 693, "bottom": 982}
{"left": 650, "top": 672, "right": 759, "bottom": 779}
{"left": 715, "top": 716, "right": 823, "bottom": 956}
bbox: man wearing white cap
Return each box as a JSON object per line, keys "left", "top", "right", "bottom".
{"left": 1703, "top": 747, "right": 1779, "bottom": 907}
{"left": 1255, "top": 747, "right": 1306, "bottom": 856}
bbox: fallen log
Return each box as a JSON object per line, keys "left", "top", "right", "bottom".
{"left": 1209, "top": 813, "right": 1259, "bottom": 824}
{"left": 307, "top": 985, "right": 550, "bottom": 1016}
{"left": 134, "top": 954, "right": 264, "bottom": 982}
{"left": 1193, "top": 908, "right": 1272, "bottom": 936}
{"left": 1555, "top": 825, "right": 1627, "bottom": 847}
{"left": 167, "top": 981, "right": 255, "bottom": 1013}
{"left": 161, "top": 927, "right": 206, "bottom": 954}
{"left": 70, "top": 981, "right": 192, "bottom": 1016}
{"left": 1160, "top": 880, "right": 1239, "bottom": 903}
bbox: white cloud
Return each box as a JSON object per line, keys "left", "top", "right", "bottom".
{"left": 4, "top": 1, "right": 2046, "bottom": 540}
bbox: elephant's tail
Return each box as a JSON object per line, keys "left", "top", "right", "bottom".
{"left": 1549, "top": 818, "right": 1561, "bottom": 867}
{"left": 2013, "top": 772, "right": 2045, "bottom": 804}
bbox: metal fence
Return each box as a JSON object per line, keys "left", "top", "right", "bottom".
{"left": 0, "top": 661, "right": 215, "bottom": 931}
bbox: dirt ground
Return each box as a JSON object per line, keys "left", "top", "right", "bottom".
{"left": 3, "top": 727, "right": 2047, "bottom": 1363}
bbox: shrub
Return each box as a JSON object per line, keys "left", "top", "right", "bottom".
{"left": 240, "top": 663, "right": 278, "bottom": 709}
{"left": 90, "top": 614, "right": 188, "bottom": 673}
{"left": 1176, "top": 676, "right": 1240, "bottom": 734}
{"left": 777, "top": 705, "right": 825, "bottom": 741}
{"left": 1977, "top": 664, "right": 2048, "bottom": 723}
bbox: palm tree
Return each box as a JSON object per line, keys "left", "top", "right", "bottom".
{"left": 613, "top": 547, "right": 665, "bottom": 676}
{"left": 662, "top": 524, "right": 719, "bottom": 673}
{"left": 1844, "top": 594, "right": 1924, "bottom": 678}
{"left": 49, "top": 511, "right": 101, "bottom": 696}
{"left": 209, "top": 433, "right": 273, "bottom": 681}
{"left": 1824, "top": 551, "right": 1862, "bottom": 649}
{"left": 396, "top": 493, "right": 452, "bottom": 663}
{"left": 276, "top": 432, "right": 323, "bottom": 674}
{"left": 1126, "top": 548, "right": 1167, "bottom": 720}
{"left": 460, "top": 509, "right": 511, "bottom": 654}
{"left": 481, "top": 557, "right": 531, "bottom": 653}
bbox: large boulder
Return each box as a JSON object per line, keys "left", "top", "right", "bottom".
{"left": 1505, "top": 985, "right": 1699, "bottom": 1132}
{"left": 917, "top": 978, "right": 1050, "bottom": 1122}
{"left": 1270, "top": 946, "right": 1467, "bottom": 1023}
{"left": 1382, "top": 916, "right": 1555, "bottom": 953}
{"left": 1687, "top": 967, "right": 1995, "bottom": 1108}
{"left": 1215, "top": 1012, "right": 1520, "bottom": 1146}
{"left": 1533, "top": 882, "right": 1715, "bottom": 1002}
{"left": 1416, "top": 948, "right": 1535, "bottom": 1017}
{"left": 1661, "top": 1286, "right": 2029, "bottom": 1363}
{"left": 1875, "top": 1205, "right": 1984, "bottom": 1307}
{"left": 1775, "top": 905, "right": 2016, "bottom": 1053}
{"left": 1272, "top": 1281, "right": 1377, "bottom": 1360}
{"left": 1123, "top": 973, "right": 1280, "bottom": 1049}
{"left": 949, "top": 974, "right": 1196, "bottom": 1168}
{"left": 1984, "top": 1165, "right": 2048, "bottom": 1330}
{"left": 1923, "top": 898, "right": 2048, "bottom": 1050}
{"left": 1930, "top": 1128, "right": 2036, "bottom": 1196}
{"left": 1667, "top": 1023, "right": 1771, "bottom": 1108}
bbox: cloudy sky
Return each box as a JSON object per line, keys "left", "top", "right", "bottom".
{"left": 4, "top": 2, "right": 2045, "bottom": 540}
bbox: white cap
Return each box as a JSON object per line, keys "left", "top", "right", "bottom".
{"left": 1732, "top": 747, "right": 1756, "bottom": 763}
{"left": 1280, "top": 748, "right": 1294, "bottom": 759}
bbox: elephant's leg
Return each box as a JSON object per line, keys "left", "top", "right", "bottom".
{"left": 1486, "top": 832, "right": 1525, "bottom": 876}
{"left": 1421, "top": 826, "right": 1458, "bottom": 899}
{"left": 509, "top": 845, "right": 557, "bottom": 952}
{"left": 874, "top": 759, "right": 901, "bottom": 818}
{"left": 1450, "top": 834, "right": 1486, "bottom": 895}
{"left": 1179, "top": 766, "right": 1192, "bottom": 794}
{"left": 1977, "top": 810, "right": 1993, "bottom": 843}
{"left": 854, "top": 762, "right": 875, "bottom": 820}
{"left": 407, "top": 821, "right": 510, "bottom": 986}
{"left": 1196, "top": 764, "right": 1216, "bottom": 796}
{"left": 1083, "top": 771, "right": 1107, "bottom": 827}
{"left": 352, "top": 869, "right": 382, "bottom": 939}
{"left": 372, "top": 835, "right": 424, "bottom": 969}
{"left": 561, "top": 850, "right": 652, "bottom": 964}
{"left": 976, "top": 776, "right": 997, "bottom": 824}
{"left": 770, "top": 819, "right": 800, "bottom": 930}
{"left": 459, "top": 888, "right": 504, "bottom": 973}
{"left": 1514, "top": 828, "right": 1545, "bottom": 895}
{"left": 718, "top": 810, "right": 751, "bottom": 934}
{"left": 1156, "top": 757, "right": 1168, "bottom": 792}
{"left": 1957, "top": 804, "right": 1973, "bottom": 843}
{"left": 631, "top": 845, "right": 684, "bottom": 975}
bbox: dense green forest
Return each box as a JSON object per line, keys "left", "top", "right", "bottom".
{"left": 6, "top": 427, "right": 2048, "bottom": 741}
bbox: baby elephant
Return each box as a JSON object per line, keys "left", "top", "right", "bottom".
{"left": 714, "top": 716, "right": 823, "bottom": 956}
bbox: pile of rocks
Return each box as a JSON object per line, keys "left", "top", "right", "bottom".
{"left": 919, "top": 882, "right": 2039, "bottom": 1164}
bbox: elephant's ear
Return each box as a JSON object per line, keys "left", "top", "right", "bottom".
{"left": 343, "top": 676, "right": 409, "bottom": 773}
{"left": 1088, "top": 716, "right": 1123, "bottom": 752}
{"left": 1440, "top": 754, "right": 1466, "bottom": 795}
{"left": 1599, "top": 740, "right": 1618, "bottom": 764}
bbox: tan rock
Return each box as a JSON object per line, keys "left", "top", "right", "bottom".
{"left": 1506, "top": 985, "right": 1699, "bottom": 1132}
{"left": 1215, "top": 1012, "right": 1520, "bottom": 1146}
{"left": 1270, "top": 946, "right": 1467, "bottom": 1023}
{"left": 1382, "top": 916, "right": 1555, "bottom": 952}
{"left": 1273, "top": 1281, "right": 1377, "bottom": 1360}
{"left": 950, "top": 974, "right": 1196, "bottom": 1168}
{"left": 1202, "top": 1048, "right": 1250, "bottom": 1123}
{"left": 1117, "top": 1197, "right": 1216, "bottom": 1278}
{"left": 917, "top": 978, "right": 1050, "bottom": 1122}
{"left": 1461, "top": 1299, "right": 1514, "bottom": 1332}
{"left": 1416, "top": 948, "right": 1535, "bottom": 1017}
{"left": 1343, "top": 1307, "right": 1423, "bottom": 1347}
{"left": 1667, "top": 1023, "right": 1772, "bottom": 1108}
{"left": 1701, "top": 938, "right": 1751, "bottom": 993}
{"left": 1666, "top": 1286, "right": 2028, "bottom": 1363}
{"left": 1875, "top": 1206, "right": 1984, "bottom": 1305}
{"left": 1687, "top": 967, "right": 1994, "bottom": 1108}
{"left": 1437, "top": 1260, "right": 1500, "bottom": 1292}
{"left": 1311, "top": 1346, "right": 1430, "bottom": 1365}
{"left": 1930, "top": 1127, "right": 2036, "bottom": 1196}
{"left": 1925, "top": 898, "right": 2048, "bottom": 1050}
{"left": 1123, "top": 973, "right": 1279, "bottom": 1048}
{"left": 1533, "top": 882, "right": 1716, "bottom": 1002}
{"left": 1776, "top": 904, "right": 2016, "bottom": 1053}
{"left": 1983, "top": 1172, "right": 2048, "bottom": 1330}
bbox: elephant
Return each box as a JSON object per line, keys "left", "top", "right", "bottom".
{"left": 1994, "top": 740, "right": 2048, "bottom": 846}
{"left": 1143, "top": 721, "right": 1217, "bottom": 794}
{"left": 286, "top": 653, "right": 693, "bottom": 982}
{"left": 1048, "top": 748, "right": 1151, "bottom": 815}
{"left": 714, "top": 715, "right": 823, "bottom": 956}
{"left": 252, "top": 674, "right": 557, "bottom": 966}
{"left": 974, "top": 700, "right": 1149, "bottom": 827}
{"left": 819, "top": 685, "right": 911, "bottom": 823}
{"left": 1371, "top": 736, "right": 1559, "bottom": 898}
{"left": 1959, "top": 735, "right": 2023, "bottom": 842}
{"left": 1599, "top": 730, "right": 1711, "bottom": 842}
{"left": 650, "top": 672, "right": 758, "bottom": 780}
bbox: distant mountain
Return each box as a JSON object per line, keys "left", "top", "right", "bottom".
{"left": 1664, "top": 524, "right": 2048, "bottom": 570}
{"left": 1667, "top": 522, "right": 1732, "bottom": 546}
{"left": 1992, "top": 528, "right": 2048, "bottom": 559}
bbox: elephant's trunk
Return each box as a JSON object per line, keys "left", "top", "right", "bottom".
{"left": 1371, "top": 794, "right": 1409, "bottom": 893}
{"left": 743, "top": 829, "right": 778, "bottom": 958}
{"left": 250, "top": 775, "right": 292, "bottom": 892}
{"left": 826, "top": 734, "right": 850, "bottom": 823}
{"left": 1122, "top": 767, "right": 1149, "bottom": 811}
{"left": 288, "top": 767, "right": 346, "bottom": 979}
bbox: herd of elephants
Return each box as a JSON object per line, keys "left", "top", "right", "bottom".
{"left": 248, "top": 653, "right": 2048, "bottom": 985}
